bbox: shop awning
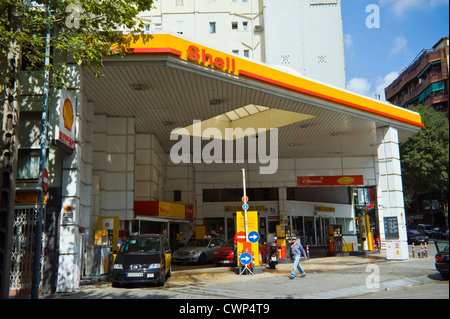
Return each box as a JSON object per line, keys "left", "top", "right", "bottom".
{"left": 134, "top": 201, "right": 194, "bottom": 220}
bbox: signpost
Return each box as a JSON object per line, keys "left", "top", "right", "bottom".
{"left": 238, "top": 252, "right": 254, "bottom": 276}
{"left": 235, "top": 169, "right": 261, "bottom": 275}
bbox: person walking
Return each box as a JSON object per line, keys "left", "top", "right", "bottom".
{"left": 289, "top": 236, "right": 307, "bottom": 279}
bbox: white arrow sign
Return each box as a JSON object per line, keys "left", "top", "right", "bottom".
{"left": 239, "top": 252, "right": 252, "bottom": 265}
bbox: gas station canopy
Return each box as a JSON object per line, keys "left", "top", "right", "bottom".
{"left": 82, "top": 34, "right": 423, "bottom": 159}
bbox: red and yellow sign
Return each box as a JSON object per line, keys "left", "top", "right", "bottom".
{"left": 134, "top": 201, "right": 194, "bottom": 220}
{"left": 58, "top": 89, "right": 76, "bottom": 149}
{"left": 297, "top": 175, "right": 364, "bottom": 186}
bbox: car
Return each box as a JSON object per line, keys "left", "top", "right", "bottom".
{"left": 213, "top": 238, "right": 236, "bottom": 266}
{"left": 431, "top": 227, "right": 447, "bottom": 239}
{"left": 434, "top": 240, "right": 449, "bottom": 279}
{"left": 173, "top": 237, "right": 225, "bottom": 264}
{"left": 213, "top": 237, "right": 269, "bottom": 266}
{"left": 111, "top": 234, "right": 172, "bottom": 287}
{"left": 407, "top": 229, "right": 429, "bottom": 245}
{"left": 416, "top": 224, "right": 434, "bottom": 236}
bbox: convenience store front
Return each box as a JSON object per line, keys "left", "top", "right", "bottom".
{"left": 35, "top": 33, "right": 424, "bottom": 292}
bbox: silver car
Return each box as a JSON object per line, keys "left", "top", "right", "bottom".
{"left": 173, "top": 237, "right": 225, "bottom": 264}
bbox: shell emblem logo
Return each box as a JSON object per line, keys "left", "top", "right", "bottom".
{"left": 62, "top": 98, "right": 74, "bottom": 131}
{"left": 337, "top": 176, "right": 355, "bottom": 185}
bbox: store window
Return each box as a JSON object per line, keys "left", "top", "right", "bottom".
{"left": 203, "top": 187, "right": 279, "bottom": 202}
{"left": 204, "top": 218, "right": 225, "bottom": 238}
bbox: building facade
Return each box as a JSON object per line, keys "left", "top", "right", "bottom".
{"left": 136, "top": 0, "right": 346, "bottom": 88}
{"left": 385, "top": 36, "right": 449, "bottom": 118}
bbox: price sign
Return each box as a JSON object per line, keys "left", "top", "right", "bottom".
{"left": 384, "top": 217, "right": 399, "bottom": 240}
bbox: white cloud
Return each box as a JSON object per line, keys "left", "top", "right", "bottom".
{"left": 347, "top": 77, "right": 372, "bottom": 96}
{"left": 344, "top": 34, "right": 353, "bottom": 48}
{"left": 379, "top": 0, "right": 449, "bottom": 17}
{"left": 347, "top": 71, "right": 400, "bottom": 101}
{"left": 374, "top": 71, "right": 400, "bottom": 101}
{"left": 390, "top": 35, "right": 409, "bottom": 56}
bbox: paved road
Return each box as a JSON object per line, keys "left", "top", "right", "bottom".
{"left": 42, "top": 244, "right": 448, "bottom": 300}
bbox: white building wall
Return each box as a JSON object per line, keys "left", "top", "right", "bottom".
{"left": 138, "top": 0, "right": 346, "bottom": 87}
{"left": 137, "top": 0, "right": 265, "bottom": 64}
{"left": 92, "top": 116, "right": 135, "bottom": 222}
{"left": 135, "top": 133, "right": 168, "bottom": 202}
{"left": 263, "top": 0, "right": 346, "bottom": 88}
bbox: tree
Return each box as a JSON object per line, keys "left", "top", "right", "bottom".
{"left": 0, "top": 0, "right": 154, "bottom": 298}
{"left": 400, "top": 104, "right": 449, "bottom": 227}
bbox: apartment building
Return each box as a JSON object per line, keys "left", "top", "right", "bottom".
{"left": 385, "top": 37, "right": 449, "bottom": 118}
{"left": 137, "top": 0, "right": 346, "bottom": 88}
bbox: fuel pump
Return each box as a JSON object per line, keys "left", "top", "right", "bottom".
{"left": 358, "top": 214, "right": 374, "bottom": 251}
{"left": 327, "top": 224, "right": 342, "bottom": 256}
{"left": 276, "top": 225, "right": 286, "bottom": 259}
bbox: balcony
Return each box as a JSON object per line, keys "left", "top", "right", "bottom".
{"left": 385, "top": 48, "right": 448, "bottom": 100}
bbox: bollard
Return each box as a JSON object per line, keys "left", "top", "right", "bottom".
{"left": 412, "top": 242, "right": 415, "bottom": 258}
{"left": 306, "top": 245, "right": 310, "bottom": 259}
{"left": 420, "top": 243, "right": 424, "bottom": 258}
{"left": 425, "top": 243, "right": 428, "bottom": 258}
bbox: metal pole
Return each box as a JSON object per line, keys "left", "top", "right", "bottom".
{"left": 31, "top": 3, "right": 50, "bottom": 299}
{"left": 242, "top": 168, "right": 248, "bottom": 242}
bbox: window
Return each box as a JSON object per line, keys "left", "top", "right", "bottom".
{"left": 17, "top": 149, "right": 42, "bottom": 180}
{"left": 243, "top": 21, "right": 248, "bottom": 31}
{"left": 242, "top": 0, "right": 248, "bottom": 3}
{"left": 203, "top": 188, "right": 279, "bottom": 202}
{"left": 231, "top": 21, "right": 238, "bottom": 30}
{"left": 176, "top": 21, "right": 183, "bottom": 34}
{"left": 243, "top": 49, "right": 249, "bottom": 58}
{"left": 209, "top": 22, "right": 216, "bottom": 33}
{"left": 174, "top": 190, "right": 181, "bottom": 202}
{"left": 232, "top": 50, "right": 239, "bottom": 55}
{"left": 176, "top": 0, "right": 183, "bottom": 6}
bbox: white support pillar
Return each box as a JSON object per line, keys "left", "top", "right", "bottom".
{"left": 376, "top": 126, "right": 408, "bottom": 259}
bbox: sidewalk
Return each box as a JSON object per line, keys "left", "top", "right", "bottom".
{"left": 41, "top": 246, "right": 443, "bottom": 299}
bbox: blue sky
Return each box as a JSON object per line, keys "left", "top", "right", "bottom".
{"left": 341, "top": 0, "right": 449, "bottom": 100}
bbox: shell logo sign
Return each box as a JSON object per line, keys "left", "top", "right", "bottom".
{"left": 62, "top": 98, "right": 74, "bottom": 131}
{"left": 297, "top": 175, "right": 364, "bottom": 186}
{"left": 57, "top": 89, "right": 76, "bottom": 149}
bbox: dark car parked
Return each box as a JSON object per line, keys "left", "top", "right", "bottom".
{"left": 416, "top": 224, "right": 434, "bottom": 236}
{"left": 431, "top": 227, "right": 447, "bottom": 239}
{"left": 407, "top": 230, "right": 429, "bottom": 245}
{"left": 111, "top": 234, "right": 172, "bottom": 287}
{"left": 434, "top": 240, "right": 449, "bottom": 279}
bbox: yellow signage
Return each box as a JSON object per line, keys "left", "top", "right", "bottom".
{"left": 236, "top": 211, "right": 260, "bottom": 267}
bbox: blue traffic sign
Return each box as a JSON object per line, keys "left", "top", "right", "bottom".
{"left": 239, "top": 252, "right": 252, "bottom": 265}
{"left": 248, "top": 231, "right": 260, "bottom": 243}
{"left": 242, "top": 203, "right": 249, "bottom": 210}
